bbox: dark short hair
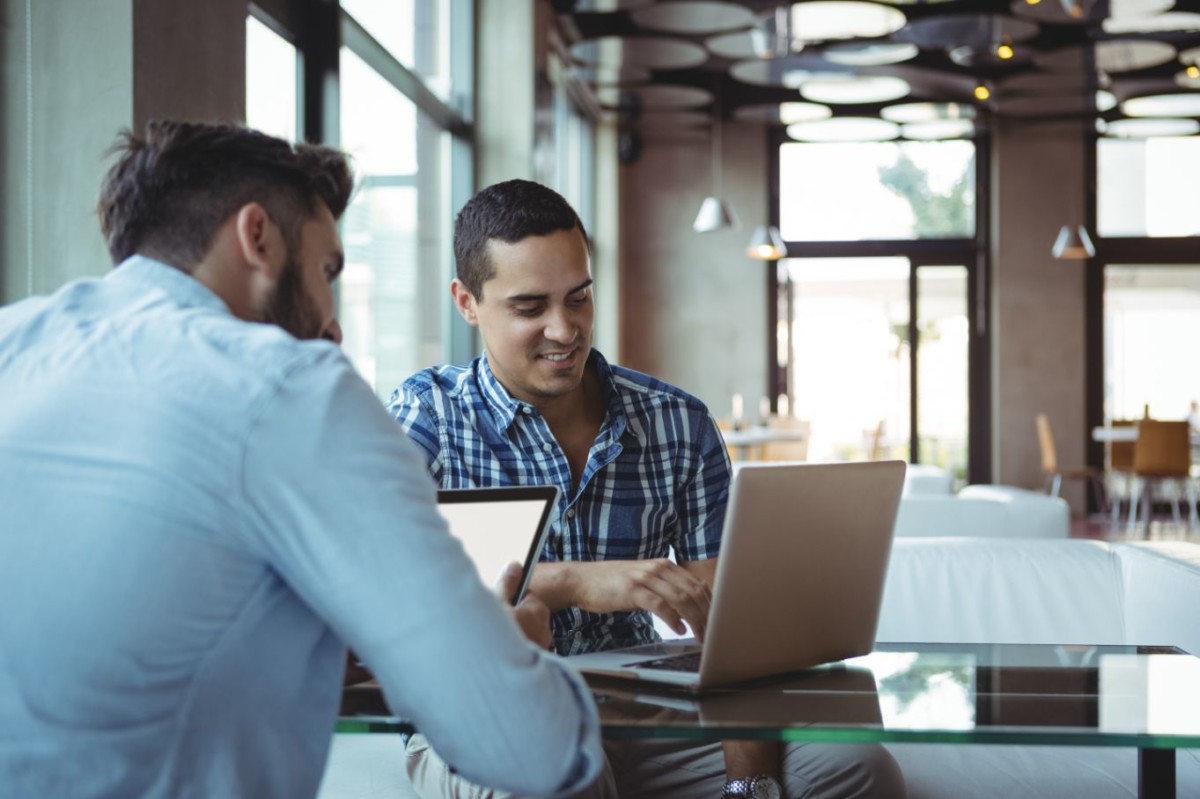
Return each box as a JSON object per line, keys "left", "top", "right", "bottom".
{"left": 453, "top": 179, "right": 588, "bottom": 299}
{"left": 97, "top": 121, "right": 354, "bottom": 269}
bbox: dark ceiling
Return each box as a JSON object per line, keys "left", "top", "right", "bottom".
{"left": 554, "top": 0, "right": 1200, "bottom": 139}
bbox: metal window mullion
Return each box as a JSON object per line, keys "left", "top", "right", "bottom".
{"left": 339, "top": 10, "right": 469, "bottom": 138}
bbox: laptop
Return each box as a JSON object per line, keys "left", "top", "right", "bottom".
{"left": 568, "top": 461, "right": 906, "bottom": 692}
{"left": 436, "top": 486, "right": 558, "bottom": 604}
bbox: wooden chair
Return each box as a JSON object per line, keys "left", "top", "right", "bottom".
{"left": 1106, "top": 419, "right": 1137, "bottom": 528}
{"left": 761, "top": 417, "right": 810, "bottom": 462}
{"left": 1035, "top": 413, "right": 1108, "bottom": 512}
{"left": 867, "top": 420, "right": 888, "bottom": 461}
{"left": 1127, "top": 419, "right": 1197, "bottom": 537}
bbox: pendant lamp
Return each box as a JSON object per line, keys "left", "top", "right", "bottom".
{"left": 1052, "top": 224, "right": 1095, "bottom": 260}
{"left": 746, "top": 226, "right": 788, "bottom": 260}
{"left": 693, "top": 95, "right": 739, "bottom": 233}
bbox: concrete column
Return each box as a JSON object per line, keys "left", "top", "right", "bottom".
{"left": 1, "top": 0, "right": 246, "bottom": 305}
{"left": 1, "top": 0, "right": 134, "bottom": 302}
{"left": 991, "top": 118, "right": 1090, "bottom": 512}
{"left": 476, "top": 0, "right": 546, "bottom": 186}
{"left": 619, "top": 121, "right": 769, "bottom": 412}
{"left": 132, "top": 0, "right": 245, "bottom": 131}
{"left": 592, "top": 117, "right": 620, "bottom": 360}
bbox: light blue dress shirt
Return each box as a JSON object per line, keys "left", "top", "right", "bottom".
{"left": 0, "top": 257, "right": 601, "bottom": 799}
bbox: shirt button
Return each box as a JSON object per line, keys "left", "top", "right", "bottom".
{"left": 542, "top": 442, "right": 553, "bottom": 453}
{"left": 522, "top": 406, "right": 532, "bottom": 414}
{"left": 566, "top": 507, "right": 576, "bottom": 519}
{"left": 573, "top": 632, "right": 583, "bottom": 641}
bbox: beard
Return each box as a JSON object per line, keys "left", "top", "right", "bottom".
{"left": 261, "top": 254, "right": 323, "bottom": 340}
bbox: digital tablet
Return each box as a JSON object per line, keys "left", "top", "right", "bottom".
{"left": 436, "top": 485, "right": 559, "bottom": 604}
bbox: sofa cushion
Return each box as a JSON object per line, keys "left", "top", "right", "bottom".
{"left": 902, "top": 465, "right": 954, "bottom": 496}
{"left": 893, "top": 485, "right": 1069, "bottom": 539}
{"left": 878, "top": 539, "right": 1127, "bottom": 645}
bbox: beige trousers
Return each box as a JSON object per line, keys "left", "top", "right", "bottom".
{"left": 405, "top": 734, "right": 906, "bottom": 799}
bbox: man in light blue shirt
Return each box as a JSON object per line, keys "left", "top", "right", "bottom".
{"left": 0, "top": 122, "right": 602, "bottom": 799}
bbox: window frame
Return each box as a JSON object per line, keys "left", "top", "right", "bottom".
{"left": 248, "top": 0, "right": 477, "bottom": 369}
{"left": 768, "top": 126, "right": 992, "bottom": 483}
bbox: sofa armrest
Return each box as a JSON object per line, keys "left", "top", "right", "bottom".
{"left": 1117, "top": 541, "right": 1200, "bottom": 655}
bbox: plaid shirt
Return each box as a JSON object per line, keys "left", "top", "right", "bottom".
{"left": 387, "top": 350, "right": 730, "bottom": 655}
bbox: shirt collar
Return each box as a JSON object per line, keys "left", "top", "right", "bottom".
{"left": 476, "top": 349, "right": 637, "bottom": 443}
{"left": 106, "top": 255, "right": 233, "bottom": 317}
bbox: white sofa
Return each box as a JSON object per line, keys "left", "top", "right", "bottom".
{"left": 894, "top": 463, "right": 1070, "bottom": 539}
{"left": 879, "top": 537, "right": 1200, "bottom": 799}
{"left": 893, "top": 484, "right": 1070, "bottom": 538}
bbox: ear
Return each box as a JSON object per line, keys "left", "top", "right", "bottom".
{"left": 450, "top": 279, "right": 480, "bottom": 327}
{"left": 233, "top": 202, "right": 285, "bottom": 280}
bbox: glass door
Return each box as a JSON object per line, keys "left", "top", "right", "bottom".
{"left": 782, "top": 257, "right": 971, "bottom": 482}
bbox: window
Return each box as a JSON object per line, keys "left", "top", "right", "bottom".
{"left": 781, "top": 257, "right": 970, "bottom": 478}
{"left": 1098, "top": 138, "right": 1200, "bottom": 238}
{"left": 915, "top": 266, "right": 970, "bottom": 479}
{"left": 339, "top": 47, "right": 452, "bottom": 398}
{"left": 1104, "top": 265, "right": 1200, "bottom": 422}
{"left": 785, "top": 257, "right": 912, "bottom": 462}
{"left": 779, "top": 140, "right": 975, "bottom": 241}
{"left": 339, "top": 0, "right": 454, "bottom": 99}
{"left": 245, "top": 14, "right": 298, "bottom": 141}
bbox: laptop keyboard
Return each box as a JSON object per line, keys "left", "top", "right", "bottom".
{"left": 625, "top": 651, "right": 703, "bottom": 672}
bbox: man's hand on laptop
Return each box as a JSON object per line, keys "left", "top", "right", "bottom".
{"left": 496, "top": 561, "right": 553, "bottom": 650}
{"left": 530, "top": 559, "right": 713, "bottom": 641}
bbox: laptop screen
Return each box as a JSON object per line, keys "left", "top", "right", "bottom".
{"left": 436, "top": 486, "right": 559, "bottom": 604}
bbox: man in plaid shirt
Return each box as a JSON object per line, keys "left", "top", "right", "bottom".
{"left": 387, "top": 180, "right": 904, "bottom": 799}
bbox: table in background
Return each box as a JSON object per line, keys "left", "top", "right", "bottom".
{"left": 720, "top": 425, "right": 807, "bottom": 461}
{"left": 1092, "top": 426, "right": 1200, "bottom": 447}
{"left": 339, "top": 642, "right": 1200, "bottom": 799}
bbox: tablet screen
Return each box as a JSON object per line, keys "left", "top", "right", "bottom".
{"left": 436, "top": 486, "right": 558, "bottom": 604}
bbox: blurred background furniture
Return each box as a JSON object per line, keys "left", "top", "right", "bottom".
{"left": 1036, "top": 413, "right": 1108, "bottom": 512}
{"left": 892, "top": 483, "right": 1070, "bottom": 539}
{"left": 760, "top": 416, "right": 810, "bottom": 462}
{"left": 720, "top": 417, "right": 809, "bottom": 462}
{"left": 1127, "top": 419, "right": 1198, "bottom": 537}
{"left": 1104, "top": 419, "right": 1137, "bottom": 529}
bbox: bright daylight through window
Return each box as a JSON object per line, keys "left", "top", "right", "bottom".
{"left": 245, "top": 15, "right": 297, "bottom": 142}
{"left": 1099, "top": 137, "right": 1200, "bottom": 238}
{"left": 780, "top": 140, "right": 975, "bottom": 241}
{"left": 1104, "top": 265, "right": 1200, "bottom": 424}
{"left": 339, "top": 47, "right": 450, "bottom": 399}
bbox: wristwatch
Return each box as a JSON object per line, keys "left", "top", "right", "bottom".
{"left": 722, "top": 775, "right": 782, "bottom": 799}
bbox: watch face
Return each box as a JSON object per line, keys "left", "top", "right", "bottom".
{"left": 751, "top": 776, "right": 782, "bottom": 799}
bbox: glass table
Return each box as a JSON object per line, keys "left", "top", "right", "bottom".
{"left": 338, "top": 642, "right": 1200, "bottom": 799}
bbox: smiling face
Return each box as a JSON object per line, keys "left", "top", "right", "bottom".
{"left": 453, "top": 226, "right": 594, "bottom": 408}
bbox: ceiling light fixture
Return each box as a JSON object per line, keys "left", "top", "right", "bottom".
{"left": 996, "top": 43, "right": 1015, "bottom": 59}
{"left": 693, "top": 94, "right": 739, "bottom": 233}
{"left": 746, "top": 226, "right": 788, "bottom": 260}
{"left": 974, "top": 84, "right": 992, "bottom": 101}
